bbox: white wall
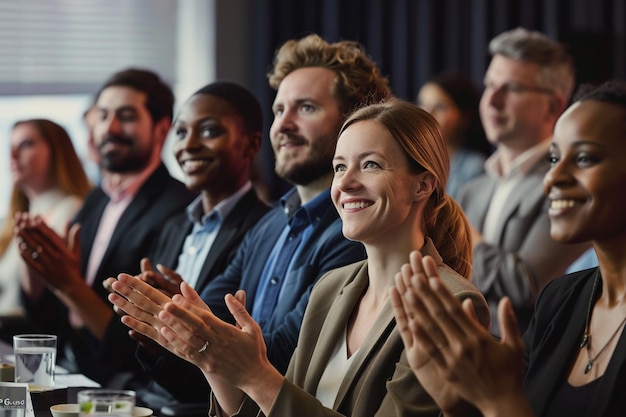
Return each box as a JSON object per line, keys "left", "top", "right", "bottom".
{"left": 0, "top": 0, "right": 256, "bottom": 218}
{"left": 0, "top": 0, "right": 189, "bottom": 218}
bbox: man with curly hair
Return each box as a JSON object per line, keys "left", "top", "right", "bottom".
{"left": 126, "top": 33, "right": 391, "bottom": 408}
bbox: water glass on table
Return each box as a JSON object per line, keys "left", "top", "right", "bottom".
{"left": 78, "top": 390, "right": 135, "bottom": 417}
{"left": 12, "top": 334, "right": 57, "bottom": 390}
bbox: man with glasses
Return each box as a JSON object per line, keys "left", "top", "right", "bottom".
{"left": 458, "top": 28, "right": 589, "bottom": 336}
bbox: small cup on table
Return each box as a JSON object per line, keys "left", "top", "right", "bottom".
{"left": 78, "top": 390, "right": 136, "bottom": 417}
{"left": 12, "top": 334, "right": 57, "bottom": 391}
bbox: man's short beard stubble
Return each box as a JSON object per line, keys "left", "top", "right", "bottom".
{"left": 273, "top": 126, "right": 340, "bottom": 186}
{"left": 99, "top": 135, "right": 152, "bottom": 173}
{"left": 277, "top": 156, "right": 333, "bottom": 186}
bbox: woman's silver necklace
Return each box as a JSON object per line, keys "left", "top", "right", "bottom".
{"left": 579, "top": 271, "right": 626, "bottom": 374}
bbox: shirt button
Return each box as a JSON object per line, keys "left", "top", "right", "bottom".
{"left": 271, "top": 277, "right": 279, "bottom": 285}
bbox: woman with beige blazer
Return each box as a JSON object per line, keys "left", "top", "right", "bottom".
{"left": 120, "top": 100, "right": 489, "bottom": 416}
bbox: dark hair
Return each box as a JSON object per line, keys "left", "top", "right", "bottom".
{"left": 427, "top": 72, "right": 491, "bottom": 156}
{"left": 573, "top": 80, "right": 626, "bottom": 108}
{"left": 340, "top": 99, "right": 473, "bottom": 278}
{"left": 96, "top": 68, "right": 175, "bottom": 123}
{"left": 192, "top": 82, "right": 263, "bottom": 134}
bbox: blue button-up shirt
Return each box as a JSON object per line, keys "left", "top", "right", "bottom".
{"left": 251, "top": 188, "right": 330, "bottom": 326}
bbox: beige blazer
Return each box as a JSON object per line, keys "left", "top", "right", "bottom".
{"left": 222, "top": 238, "right": 489, "bottom": 417}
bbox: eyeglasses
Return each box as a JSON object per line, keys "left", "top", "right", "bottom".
{"left": 484, "top": 82, "right": 555, "bottom": 96}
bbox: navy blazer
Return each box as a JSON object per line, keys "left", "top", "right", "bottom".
{"left": 24, "top": 164, "right": 195, "bottom": 386}
{"left": 523, "top": 268, "right": 626, "bottom": 416}
{"left": 143, "top": 189, "right": 366, "bottom": 403}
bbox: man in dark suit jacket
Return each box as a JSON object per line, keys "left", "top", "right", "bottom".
{"left": 20, "top": 69, "right": 195, "bottom": 387}
{"left": 112, "top": 34, "right": 391, "bottom": 407}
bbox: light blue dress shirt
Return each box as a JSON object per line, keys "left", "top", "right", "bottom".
{"left": 175, "top": 182, "right": 252, "bottom": 289}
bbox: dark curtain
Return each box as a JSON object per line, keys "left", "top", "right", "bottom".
{"left": 246, "top": 0, "right": 626, "bottom": 201}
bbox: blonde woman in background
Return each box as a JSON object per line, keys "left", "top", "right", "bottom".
{"left": 0, "top": 119, "right": 91, "bottom": 322}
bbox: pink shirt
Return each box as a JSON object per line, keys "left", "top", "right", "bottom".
{"left": 69, "top": 165, "right": 159, "bottom": 329}
{"left": 84, "top": 165, "right": 158, "bottom": 286}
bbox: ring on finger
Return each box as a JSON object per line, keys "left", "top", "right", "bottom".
{"left": 31, "top": 250, "right": 40, "bottom": 260}
{"left": 197, "top": 340, "right": 209, "bottom": 353}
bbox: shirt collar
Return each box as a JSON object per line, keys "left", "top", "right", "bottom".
{"left": 279, "top": 187, "right": 332, "bottom": 230}
{"left": 101, "top": 163, "right": 160, "bottom": 202}
{"left": 485, "top": 139, "right": 550, "bottom": 180}
{"left": 186, "top": 181, "right": 253, "bottom": 225}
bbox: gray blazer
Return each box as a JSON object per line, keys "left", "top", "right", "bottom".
{"left": 458, "top": 158, "right": 589, "bottom": 335}
{"left": 220, "top": 239, "right": 489, "bottom": 417}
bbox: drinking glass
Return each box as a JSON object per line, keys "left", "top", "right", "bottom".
{"left": 12, "top": 334, "right": 57, "bottom": 390}
{"left": 78, "top": 390, "right": 135, "bottom": 417}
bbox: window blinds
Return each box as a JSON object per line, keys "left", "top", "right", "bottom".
{"left": 0, "top": 0, "right": 177, "bottom": 95}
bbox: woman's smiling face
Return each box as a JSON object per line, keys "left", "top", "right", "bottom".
{"left": 544, "top": 99, "right": 626, "bottom": 245}
{"left": 173, "top": 94, "right": 253, "bottom": 194}
{"left": 331, "top": 120, "right": 422, "bottom": 245}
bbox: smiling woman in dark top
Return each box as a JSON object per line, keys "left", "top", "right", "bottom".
{"left": 392, "top": 80, "right": 626, "bottom": 417}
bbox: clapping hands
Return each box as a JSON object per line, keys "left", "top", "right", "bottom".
{"left": 390, "top": 250, "right": 530, "bottom": 417}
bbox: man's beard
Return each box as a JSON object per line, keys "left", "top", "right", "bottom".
{"left": 99, "top": 134, "right": 151, "bottom": 173}
{"left": 275, "top": 140, "right": 334, "bottom": 186}
{"left": 278, "top": 156, "right": 332, "bottom": 185}
{"left": 275, "top": 134, "right": 335, "bottom": 185}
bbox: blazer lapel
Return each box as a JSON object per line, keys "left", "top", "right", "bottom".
{"left": 78, "top": 190, "right": 109, "bottom": 274}
{"left": 525, "top": 276, "right": 592, "bottom": 414}
{"left": 465, "top": 177, "right": 496, "bottom": 230}
{"left": 99, "top": 191, "right": 152, "bottom": 273}
{"left": 302, "top": 263, "right": 368, "bottom": 394}
{"left": 196, "top": 189, "right": 267, "bottom": 291}
{"left": 333, "top": 299, "right": 395, "bottom": 409}
{"left": 162, "top": 216, "right": 192, "bottom": 268}
{"left": 195, "top": 224, "right": 237, "bottom": 290}
{"left": 490, "top": 162, "right": 546, "bottom": 246}
{"left": 491, "top": 181, "right": 526, "bottom": 244}
{"left": 96, "top": 166, "right": 167, "bottom": 277}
